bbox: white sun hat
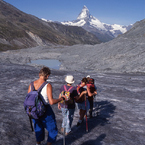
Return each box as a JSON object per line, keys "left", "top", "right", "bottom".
{"left": 86, "top": 75, "right": 90, "bottom": 78}
{"left": 65, "top": 75, "right": 75, "bottom": 84}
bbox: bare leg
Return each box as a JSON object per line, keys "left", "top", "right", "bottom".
{"left": 79, "top": 109, "right": 86, "bottom": 120}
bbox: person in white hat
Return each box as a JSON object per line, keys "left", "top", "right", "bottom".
{"left": 58, "top": 75, "right": 78, "bottom": 135}
{"left": 86, "top": 75, "right": 91, "bottom": 78}
{"left": 65, "top": 75, "right": 75, "bottom": 84}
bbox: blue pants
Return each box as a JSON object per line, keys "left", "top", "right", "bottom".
{"left": 61, "top": 108, "right": 75, "bottom": 133}
{"left": 32, "top": 105, "right": 58, "bottom": 143}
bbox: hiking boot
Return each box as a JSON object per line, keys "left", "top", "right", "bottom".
{"left": 89, "top": 114, "right": 93, "bottom": 118}
{"left": 77, "top": 119, "right": 84, "bottom": 126}
{"left": 60, "top": 127, "right": 64, "bottom": 133}
{"left": 77, "top": 122, "right": 81, "bottom": 126}
{"left": 89, "top": 110, "right": 93, "bottom": 118}
{"left": 65, "top": 131, "right": 71, "bottom": 136}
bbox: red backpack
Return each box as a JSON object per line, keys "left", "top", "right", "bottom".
{"left": 87, "top": 78, "right": 96, "bottom": 95}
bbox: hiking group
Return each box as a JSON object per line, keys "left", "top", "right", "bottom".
{"left": 24, "top": 67, "right": 97, "bottom": 145}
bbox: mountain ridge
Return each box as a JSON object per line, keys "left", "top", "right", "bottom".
{"left": 0, "top": 0, "right": 100, "bottom": 51}
{"left": 56, "top": 18, "right": 145, "bottom": 73}
{"left": 61, "top": 5, "right": 132, "bottom": 42}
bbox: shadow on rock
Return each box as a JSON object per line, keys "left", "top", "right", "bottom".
{"left": 55, "top": 100, "right": 115, "bottom": 145}
{"left": 81, "top": 134, "right": 106, "bottom": 145}
{"left": 93, "top": 100, "right": 116, "bottom": 126}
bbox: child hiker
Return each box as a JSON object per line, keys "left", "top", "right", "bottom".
{"left": 58, "top": 75, "right": 78, "bottom": 135}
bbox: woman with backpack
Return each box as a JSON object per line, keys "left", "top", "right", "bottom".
{"left": 58, "top": 75, "right": 78, "bottom": 136}
{"left": 75, "top": 77, "right": 88, "bottom": 126}
{"left": 86, "top": 75, "right": 97, "bottom": 118}
{"left": 27, "top": 67, "right": 67, "bottom": 145}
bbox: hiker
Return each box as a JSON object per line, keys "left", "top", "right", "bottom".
{"left": 27, "top": 67, "right": 67, "bottom": 145}
{"left": 58, "top": 75, "right": 78, "bottom": 135}
{"left": 86, "top": 75, "right": 97, "bottom": 118}
{"left": 75, "top": 77, "right": 88, "bottom": 126}
{"left": 86, "top": 75, "right": 91, "bottom": 80}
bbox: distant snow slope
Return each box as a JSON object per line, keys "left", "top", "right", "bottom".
{"left": 61, "top": 5, "right": 132, "bottom": 42}
{"left": 57, "top": 19, "right": 145, "bottom": 73}
{"left": 42, "top": 5, "right": 132, "bottom": 42}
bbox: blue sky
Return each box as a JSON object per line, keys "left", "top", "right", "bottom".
{"left": 4, "top": 0, "right": 145, "bottom": 25}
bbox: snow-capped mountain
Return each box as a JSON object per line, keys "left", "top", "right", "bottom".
{"left": 62, "top": 6, "right": 106, "bottom": 29}
{"left": 61, "top": 5, "right": 132, "bottom": 42}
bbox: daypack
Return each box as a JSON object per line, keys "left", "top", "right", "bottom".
{"left": 88, "top": 78, "right": 94, "bottom": 85}
{"left": 60, "top": 85, "right": 73, "bottom": 105}
{"left": 24, "top": 81, "right": 47, "bottom": 120}
{"left": 75, "top": 84, "right": 86, "bottom": 103}
{"left": 87, "top": 78, "right": 96, "bottom": 96}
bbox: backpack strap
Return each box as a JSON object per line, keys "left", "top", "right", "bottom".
{"left": 31, "top": 81, "right": 48, "bottom": 93}
{"left": 64, "top": 85, "right": 73, "bottom": 92}
{"left": 77, "top": 85, "right": 81, "bottom": 94}
{"left": 37, "top": 82, "right": 48, "bottom": 93}
{"left": 30, "top": 82, "right": 34, "bottom": 91}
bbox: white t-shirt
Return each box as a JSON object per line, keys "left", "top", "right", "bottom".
{"left": 40, "top": 83, "right": 49, "bottom": 104}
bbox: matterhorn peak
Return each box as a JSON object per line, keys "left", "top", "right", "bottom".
{"left": 77, "top": 5, "right": 90, "bottom": 20}
{"left": 60, "top": 5, "right": 132, "bottom": 42}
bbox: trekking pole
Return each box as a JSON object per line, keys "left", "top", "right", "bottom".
{"left": 85, "top": 96, "right": 88, "bottom": 132}
{"left": 63, "top": 124, "right": 65, "bottom": 145}
{"left": 29, "top": 116, "right": 34, "bottom": 132}
{"left": 63, "top": 99, "right": 66, "bottom": 145}
{"left": 93, "top": 95, "right": 96, "bottom": 117}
